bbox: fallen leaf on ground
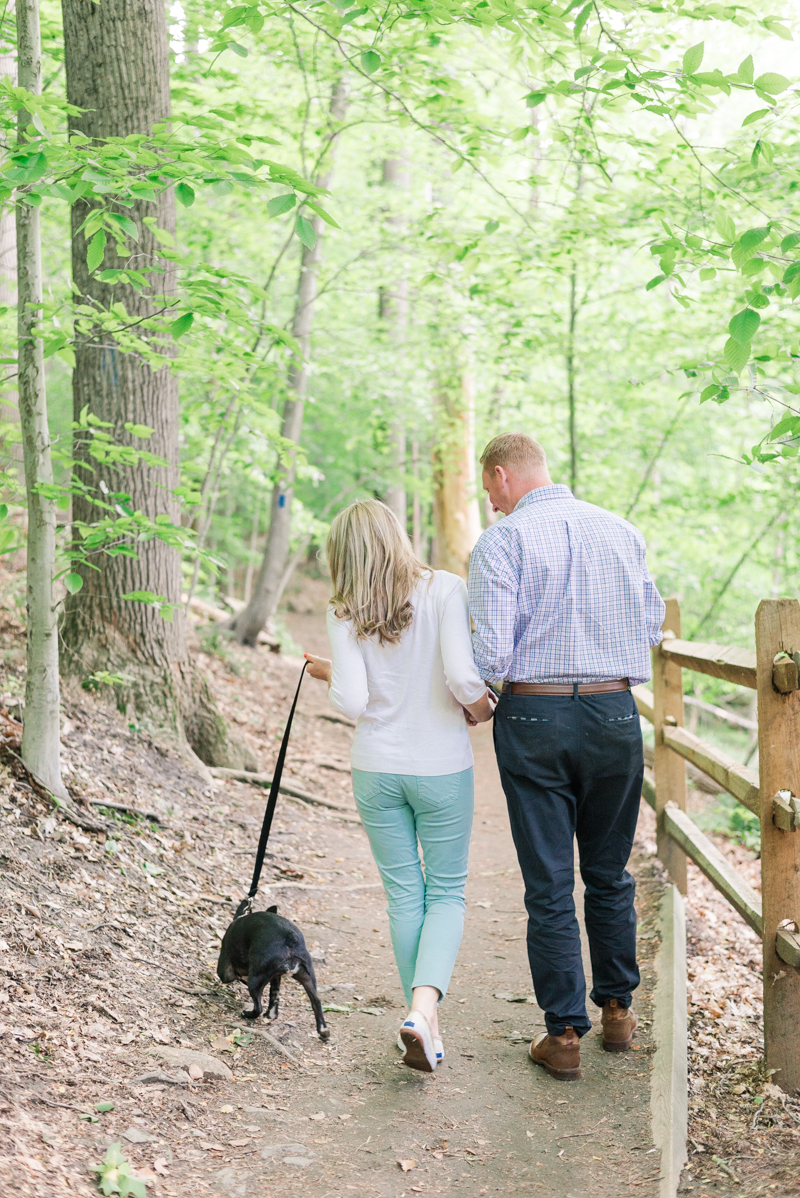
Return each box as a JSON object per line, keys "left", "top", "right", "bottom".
{"left": 153, "top": 1157, "right": 170, "bottom": 1175}
{"left": 229, "top": 1138, "right": 250, "bottom": 1147}
{"left": 398, "top": 1159, "right": 417, "bottom": 1172}
{"left": 188, "top": 1063, "right": 203, "bottom": 1080}
{"left": 309, "top": 1111, "right": 325, "bottom": 1121}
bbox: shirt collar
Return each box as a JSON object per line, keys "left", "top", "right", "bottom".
{"left": 513, "top": 484, "right": 573, "bottom": 512}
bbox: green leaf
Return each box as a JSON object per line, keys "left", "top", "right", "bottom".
{"left": 740, "top": 226, "right": 770, "bottom": 252}
{"left": 220, "top": 5, "right": 248, "bottom": 28}
{"left": 754, "top": 73, "right": 790, "bottom": 95}
{"left": 780, "top": 234, "right": 800, "bottom": 254}
{"left": 124, "top": 423, "right": 154, "bottom": 439}
{"left": 119, "top": 1177, "right": 147, "bottom": 1198}
{"left": 729, "top": 308, "right": 760, "bottom": 345}
{"left": 645, "top": 274, "right": 666, "bottom": 290}
{"left": 782, "top": 262, "right": 800, "bottom": 284}
{"left": 0, "top": 504, "right": 7, "bottom": 519}
{"left": 175, "top": 182, "right": 195, "bottom": 207}
{"left": 95, "top": 1101, "right": 115, "bottom": 1113}
{"left": 525, "top": 92, "right": 546, "bottom": 107}
{"left": 742, "top": 108, "right": 771, "bottom": 127}
{"left": 699, "top": 267, "right": 716, "bottom": 281}
{"left": 573, "top": 1, "right": 592, "bottom": 39}
{"left": 64, "top": 573, "right": 84, "bottom": 595}
{"left": 769, "top": 414, "right": 800, "bottom": 442}
{"left": 228, "top": 41, "right": 249, "bottom": 57}
{"left": 87, "top": 230, "right": 107, "bottom": 273}
{"left": 295, "top": 214, "right": 316, "bottom": 250}
{"left": 122, "top": 591, "right": 167, "bottom": 605}
{"left": 267, "top": 193, "right": 296, "bottom": 218}
{"left": 170, "top": 312, "right": 194, "bottom": 338}
{"left": 305, "top": 200, "right": 340, "bottom": 229}
{"left": 700, "top": 384, "right": 721, "bottom": 402}
{"left": 736, "top": 55, "right": 754, "bottom": 85}
{"left": 107, "top": 213, "right": 138, "bottom": 241}
{"left": 485, "top": 220, "right": 499, "bottom": 234}
{"left": 682, "top": 42, "right": 704, "bottom": 75}
{"left": 360, "top": 50, "right": 382, "bottom": 74}
{"left": 723, "top": 337, "right": 749, "bottom": 373}
{"left": 715, "top": 213, "right": 735, "bottom": 242}
{"left": 762, "top": 18, "right": 792, "bottom": 41}
{"left": 341, "top": 6, "right": 368, "bottom": 24}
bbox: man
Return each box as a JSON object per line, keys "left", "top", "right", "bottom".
{"left": 468, "top": 432, "right": 665, "bottom": 1081}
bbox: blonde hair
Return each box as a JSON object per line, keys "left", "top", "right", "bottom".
{"left": 327, "top": 499, "right": 429, "bottom": 645}
{"left": 480, "top": 432, "right": 547, "bottom": 475}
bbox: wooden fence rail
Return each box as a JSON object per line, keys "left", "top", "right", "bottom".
{"left": 639, "top": 597, "right": 800, "bottom": 1093}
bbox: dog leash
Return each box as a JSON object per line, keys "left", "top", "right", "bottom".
{"left": 239, "top": 660, "right": 308, "bottom": 915}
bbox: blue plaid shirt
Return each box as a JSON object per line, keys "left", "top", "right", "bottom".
{"left": 468, "top": 485, "right": 665, "bottom": 686}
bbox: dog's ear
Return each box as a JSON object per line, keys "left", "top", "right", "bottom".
{"left": 267, "top": 904, "right": 278, "bottom": 913}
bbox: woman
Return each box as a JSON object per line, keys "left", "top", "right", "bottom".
{"left": 305, "top": 499, "right": 494, "bottom": 1073}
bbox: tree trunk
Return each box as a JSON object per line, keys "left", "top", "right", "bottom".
{"left": 566, "top": 263, "right": 578, "bottom": 496}
{"left": 16, "top": 0, "right": 68, "bottom": 800}
{"left": 58, "top": 0, "right": 234, "bottom": 768}
{"left": 380, "top": 155, "right": 410, "bottom": 527}
{"left": 0, "top": 14, "right": 20, "bottom": 455}
{"left": 432, "top": 368, "right": 481, "bottom": 580}
{"left": 232, "top": 83, "right": 349, "bottom": 646}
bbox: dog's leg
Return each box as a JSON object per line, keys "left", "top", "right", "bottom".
{"left": 266, "top": 974, "right": 282, "bottom": 1021}
{"left": 243, "top": 973, "right": 269, "bottom": 1020}
{"left": 295, "top": 963, "right": 330, "bottom": 1040}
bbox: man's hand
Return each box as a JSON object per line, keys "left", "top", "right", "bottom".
{"left": 304, "top": 653, "right": 332, "bottom": 684}
{"left": 462, "top": 706, "right": 478, "bottom": 727}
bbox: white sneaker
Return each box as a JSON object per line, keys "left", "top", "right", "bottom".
{"left": 398, "top": 1011, "right": 438, "bottom": 1073}
{"left": 397, "top": 1033, "right": 444, "bottom": 1062}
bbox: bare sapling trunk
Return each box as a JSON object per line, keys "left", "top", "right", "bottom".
{"left": 232, "top": 83, "right": 349, "bottom": 646}
{"left": 432, "top": 367, "right": 481, "bottom": 579}
{"left": 16, "top": 0, "right": 68, "bottom": 800}
{"left": 58, "top": 0, "right": 237, "bottom": 769}
{"left": 1, "top": 12, "right": 20, "bottom": 458}
{"left": 566, "top": 263, "right": 578, "bottom": 495}
{"left": 380, "top": 154, "right": 410, "bottom": 527}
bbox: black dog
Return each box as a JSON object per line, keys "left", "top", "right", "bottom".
{"left": 217, "top": 901, "right": 329, "bottom": 1040}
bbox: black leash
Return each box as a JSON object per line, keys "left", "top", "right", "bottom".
{"left": 238, "top": 660, "right": 308, "bottom": 916}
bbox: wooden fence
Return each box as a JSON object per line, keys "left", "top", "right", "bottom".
{"left": 634, "top": 597, "right": 800, "bottom": 1094}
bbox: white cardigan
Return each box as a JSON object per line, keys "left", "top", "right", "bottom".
{"left": 327, "top": 570, "right": 487, "bottom": 776}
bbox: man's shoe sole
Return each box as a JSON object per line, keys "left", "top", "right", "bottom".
{"left": 602, "top": 1012, "right": 637, "bottom": 1052}
{"left": 602, "top": 1033, "right": 635, "bottom": 1053}
{"left": 528, "top": 1047, "right": 581, "bottom": 1080}
{"left": 400, "top": 1027, "right": 435, "bottom": 1073}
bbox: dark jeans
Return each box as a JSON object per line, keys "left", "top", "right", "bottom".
{"left": 493, "top": 688, "right": 643, "bottom": 1037}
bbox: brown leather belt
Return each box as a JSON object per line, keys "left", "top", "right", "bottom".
{"left": 501, "top": 679, "right": 630, "bottom": 696}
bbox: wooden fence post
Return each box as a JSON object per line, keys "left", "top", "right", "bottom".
{"left": 755, "top": 599, "right": 800, "bottom": 1094}
{"left": 653, "top": 597, "right": 687, "bottom": 894}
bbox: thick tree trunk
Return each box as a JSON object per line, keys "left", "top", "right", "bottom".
{"left": 232, "top": 83, "right": 348, "bottom": 646}
{"left": 432, "top": 368, "right": 481, "bottom": 580}
{"left": 380, "top": 155, "right": 410, "bottom": 527}
{"left": 16, "top": 0, "right": 68, "bottom": 799}
{"left": 58, "top": 0, "right": 236, "bottom": 767}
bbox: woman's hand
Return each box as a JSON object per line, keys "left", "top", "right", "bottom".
{"left": 464, "top": 688, "right": 497, "bottom": 724}
{"left": 304, "top": 653, "right": 332, "bottom": 684}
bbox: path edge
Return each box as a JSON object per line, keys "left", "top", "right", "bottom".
{"left": 650, "top": 882, "right": 688, "bottom": 1198}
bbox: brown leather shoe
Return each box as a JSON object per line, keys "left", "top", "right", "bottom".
{"left": 601, "top": 999, "right": 637, "bottom": 1052}
{"left": 528, "top": 1027, "right": 581, "bottom": 1080}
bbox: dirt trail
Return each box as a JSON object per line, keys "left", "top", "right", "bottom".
{"left": 0, "top": 604, "right": 664, "bottom": 1198}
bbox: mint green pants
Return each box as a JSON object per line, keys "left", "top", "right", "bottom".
{"left": 351, "top": 768, "right": 474, "bottom": 1005}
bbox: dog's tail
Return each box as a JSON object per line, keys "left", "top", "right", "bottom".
{"left": 233, "top": 898, "right": 251, "bottom": 920}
